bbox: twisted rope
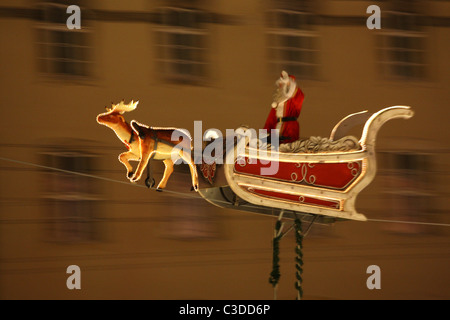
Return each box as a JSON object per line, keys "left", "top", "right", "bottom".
{"left": 269, "top": 220, "right": 282, "bottom": 287}
{"left": 269, "top": 211, "right": 284, "bottom": 300}
{"left": 294, "top": 216, "right": 304, "bottom": 300}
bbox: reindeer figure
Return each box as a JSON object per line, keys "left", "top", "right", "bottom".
{"left": 96, "top": 100, "right": 199, "bottom": 192}
{"left": 96, "top": 100, "right": 140, "bottom": 180}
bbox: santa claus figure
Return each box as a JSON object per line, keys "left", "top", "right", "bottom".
{"left": 263, "top": 71, "right": 304, "bottom": 144}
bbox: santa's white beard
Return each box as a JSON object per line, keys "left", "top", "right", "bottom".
{"left": 272, "top": 87, "right": 286, "bottom": 108}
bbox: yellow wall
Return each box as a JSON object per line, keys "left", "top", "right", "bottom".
{"left": 0, "top": 0, "right": 449, "bottom": 300}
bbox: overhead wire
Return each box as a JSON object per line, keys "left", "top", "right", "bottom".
{"left": 1, "top": 155, "right": 449, "bottom": 228}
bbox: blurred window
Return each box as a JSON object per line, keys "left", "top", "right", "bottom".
{"left": 41, "top": 149, "right": 100, "bottom": 243}
{"left": 35, "top": 1, "right": 92, "bottom": 78}
{"left": 155, "top": 7, "right": 209, "bottom": 84}
{"left": 162, "top": 198, "right": 222, "bottom": 240}
{"left": 156, "top": 164, "right": 222, "bottom": 240}
{"left": 266, "top": 1, "right": 319, "bottom": 80}
{"left": 378, "top": 151, "right": 436, "bottom": 234}
{"left": 378, "top": 10, "right": 427, "bottom": 80}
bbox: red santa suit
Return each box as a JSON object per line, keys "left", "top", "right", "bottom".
{"left": 264, "top": 72, "right": 304, "bottom": 144}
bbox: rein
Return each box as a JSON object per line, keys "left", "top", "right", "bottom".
{"left": 123, "top": 132, "right": 135, "bottom": 150}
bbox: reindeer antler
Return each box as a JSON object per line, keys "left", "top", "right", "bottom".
{"left": 110, "top": 100, "right": 139, "bottom": 114}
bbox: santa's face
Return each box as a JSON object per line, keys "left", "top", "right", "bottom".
{"left": 272, "top": 77, "right": 290, "bottom": 107}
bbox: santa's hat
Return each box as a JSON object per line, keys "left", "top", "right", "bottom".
{"left": 281, "top": 70, "right": 296, "bottom": 82}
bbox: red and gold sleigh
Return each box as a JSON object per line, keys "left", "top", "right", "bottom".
{"left": 196, "top": 106, "right": 414, "bottom": 222}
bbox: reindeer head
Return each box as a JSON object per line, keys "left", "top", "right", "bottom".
{"left": 96, "top": 100, "right": 139, "bottom": 127}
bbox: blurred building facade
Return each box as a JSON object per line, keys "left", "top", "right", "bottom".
{"left": 0, "top": 0, "right": 449, "bottom": 299}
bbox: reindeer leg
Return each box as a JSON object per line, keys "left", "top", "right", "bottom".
{"left": 179, "top": 150, "right": 199, "bottom": 192}
{"left": 156, "top": 159, "right": 174, "bottom": 191}
{"left": 145, "top": 161, "right": 156, "bottom": 188}
{"left": 119, "top": 151, "right": 139, "bottom": 180}
{"left": 131, "top": 138, "right": 154, "bottom": 183}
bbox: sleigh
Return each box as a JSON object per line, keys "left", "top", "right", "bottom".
{"left": 196, "top": 106, "right": 414, "bottom": 223}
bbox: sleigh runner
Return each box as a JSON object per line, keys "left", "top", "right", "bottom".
{"left": 199, "top": 106, "right": 414, "bottom": 222}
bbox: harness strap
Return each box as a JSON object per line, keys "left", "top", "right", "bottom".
{"left": 128, "top": 132, "right": 135, "bottom": 144}
{"left": 152, "top": 131, "right": 158, "bottom": 156}
{"left": 277, "top": 116, "right": 297, "bottom": 123}
{"left": 152, "top": 130, "right": 180, "bottom": 148}
{"left": 123, "top": 132, "right": 135, "bottom": 150}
